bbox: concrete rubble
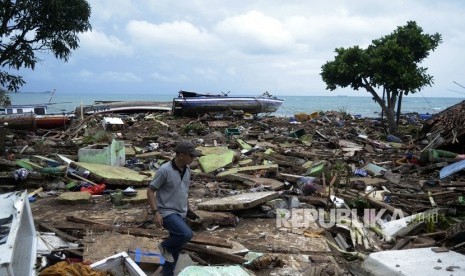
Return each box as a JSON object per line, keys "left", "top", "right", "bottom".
{"left": 1, "top": 101, "right": 465, "bottom": 275}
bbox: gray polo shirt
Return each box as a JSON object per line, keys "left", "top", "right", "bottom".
{"left": 148, "top": 160, "right": 190, "bottom": 218}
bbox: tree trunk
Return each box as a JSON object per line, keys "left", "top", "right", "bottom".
{"left": 362, "top": 82, "right": 398, "bottom": 134}
{"left": 375, "top": 98, "right": 398, "bottom": 134}
{"left": 384, "top": 108, "right": 398, "bottom": 134}
{"left": 396, "top": 93, "right": 403, "bottom": 126}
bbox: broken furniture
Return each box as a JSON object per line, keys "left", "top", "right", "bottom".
{"left": 78, "top": 139, "right": 126, "bottom": 167}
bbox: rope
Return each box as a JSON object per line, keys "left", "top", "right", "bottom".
{"left": 279, "top": 105, "right": 295, "bottom": 117}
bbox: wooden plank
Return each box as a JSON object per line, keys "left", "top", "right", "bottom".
{"left": 66, "top": 215, "right": 108, "bottom": 226}
{"left": 186, "top": 252, "right": 208, "bottom": 265}
{"left": 189, "top": 233, "right": 233, "bottom": 248}
{"left": 39, "top": 222, "right": 80, "bottom": 242}
{"left": 65, "top": 216, "right": 232, "bottom": 248}
{"left": 277, "top": 173, "right": 304, "bottom": 182}
{"left": 66, "top": 215, "right": 165, "bottom": 238}
{"left": 193, "top": 210, "right": 238, "bottom": 226}
{"left": 391, "top": 237, "right": 412, "bottom": 250}
{"left": 441, "top": 181, "right": 465, "bottom": 187}
{"left": 207, "top": 121, "right": 230, "bottom": 127}
{"left": 183, "top": 243, "right": 246, "bottom": 264}
{"left": 197, "top": 191, "right": 279, "bottom": 211}
{"left": 222, "top": 173, "right": 285, "bottom": 190}
{"left": 216, "top": 164, "right": 278, "bottom": 179}
{"left": 49, "top": 221, "right": 89, "bottom": 230}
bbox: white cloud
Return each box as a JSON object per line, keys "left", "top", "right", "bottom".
{"left": 87, "top": 0, "right": 139, "bottom": 21}
{"left": 79, "top": 30, "right": 132, "bottom": 57}
{"left": 78, "top": 69, "right": 93, "bottom": 78}
{"left": 215, "top": 11, "right": 296, "bottom": 54}
{"left": 73, "top": 70, "right": 141, "bottom": 83}
{"left": 100, "top": 71, "right": 142, "bottom": 82}
{"left": 151, "top": 72, "right": 188, "bottom": 82}
{"left": 16, "top": 0, "right": 465, "bottom": 97}
{"left": 126, "top": 20, "right": 219, "bottom": 56}
{"left": 193, "top": 67, "right": 219, "bottom": 81}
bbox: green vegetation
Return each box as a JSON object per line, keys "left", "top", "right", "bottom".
{"left": 82, "top": 130, "right": 112, "bottom": 144}
{"left": 182, "top": 122, "right": 206, "bottom": 135}
{"left": 0, "top": 0, "right": 92, "bottom": 104}
{"left": 321, "top": 21, "right": 442, "bottom": 134}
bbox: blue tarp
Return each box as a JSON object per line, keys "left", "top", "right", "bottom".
{"left": 440, "top": 159, "right": 465, "bottom": 179}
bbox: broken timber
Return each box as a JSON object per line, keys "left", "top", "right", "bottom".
{"left": 65, "top": 215, "right": 233, "bottom": 248}
{"left": 197, "top": 191, "right": 279, "bottom": 211}
{"left": 193, "top": 210, "right": 238, "bottom": 226}
{"left": 39, "top": 222, "right": 80, "bottom": 243}
{"left": 216, "top": 164, "right": 278, "bottom": 179}
{"left": 183, "top": 243, "right": 246, "bottom": 264}
{"left": 221, "top": 173, "right": 285, "bottom": 190}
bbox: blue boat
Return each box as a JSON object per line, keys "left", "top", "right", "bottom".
{"left": 172, "top": 90, "right": 284, "bottom": 116}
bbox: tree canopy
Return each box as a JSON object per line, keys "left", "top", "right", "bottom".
{"left": 321, "top": 21, "right": 442, "bottom": 133}
{"left": 0, "top": 0, "right": 92, "bottom": 92}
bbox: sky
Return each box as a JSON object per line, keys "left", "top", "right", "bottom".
{"left": 13, "top": 0, "right": 465, "bottom": 97}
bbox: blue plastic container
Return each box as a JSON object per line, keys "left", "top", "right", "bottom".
{"left": 419, "top": 114, "right": 433, "bottom": 120}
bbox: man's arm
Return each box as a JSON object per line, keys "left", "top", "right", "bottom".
{"left": 147, "top": 187, "right": 158, "bottom": 211}
{"left": 147, "top": 187, "right": 163, "bottom": 227}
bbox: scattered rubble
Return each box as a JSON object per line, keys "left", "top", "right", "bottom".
{"left": 1, "top": 106, "right": 465, "bottom": 275}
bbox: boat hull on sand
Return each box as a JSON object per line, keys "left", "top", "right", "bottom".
{"left": 0, "top": 104, "right": 71, "bottom": 130}
{"left": 81, "top": 101, "right": 172, "bottom": 115}
{"left": 0, "top": 113, "right": 71, "bottom": 130}
{"left": 172, "top": 91, "right": 284, "bottom": 117}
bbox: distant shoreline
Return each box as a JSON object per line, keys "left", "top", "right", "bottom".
{"left": 8, "top": 92, "right": 463, "bottom": 118}
{"left": 16, "top": 91, "right": 51, "bottom": 94}
{"left": 13, "top": 91, "right": 464, "bottom": 99}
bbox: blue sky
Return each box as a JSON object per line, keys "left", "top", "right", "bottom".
{"left": 13, "top": 0, "right": 465, "bottom": 97}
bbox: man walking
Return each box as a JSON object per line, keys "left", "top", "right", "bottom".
{"left": 147, "top": 140, "right": 201, "bottom": 276}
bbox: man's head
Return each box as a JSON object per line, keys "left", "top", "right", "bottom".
{"left": 175, "top": 140, "right": 202, "bottom": 158}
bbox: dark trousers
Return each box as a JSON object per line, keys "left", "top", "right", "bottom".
{"left": 161, "top": 213, "right": 193, "bottom": 276}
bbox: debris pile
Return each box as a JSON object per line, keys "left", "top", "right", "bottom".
{"left": 1, "top": 107, "right": 465, "bottom": 275}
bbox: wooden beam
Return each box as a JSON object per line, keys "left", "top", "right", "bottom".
{"left": 66, "top": 215, "right": 165, "bottom": 238}
{"left": 66, "top": 215, "right": 109, "bottom": 226}
{"left": 39, "top": 222, "right": 80, "bottom": 243}
{"left": 189, "top": 233, "right": 233, "bottom": 248}
{"left": 183, "top": 243, "right": 245, "bottom": 264}
{"left": 65, "top": 216, "right": 233, "bottom": 248}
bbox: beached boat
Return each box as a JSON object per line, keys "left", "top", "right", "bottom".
{"left": 0, "top": 191, "right": 37, "bottom": 276}
{"left": 80, "top": 101, "right": 172, "bottom": 115}
{"left": 172, "top": 90, "right": 284, "bottom": 116}
{"left": 0, "top": 104, "right": 71, "bottom": 130}
{"left": 0, "top": 104, "right": 49, "bottom": 115}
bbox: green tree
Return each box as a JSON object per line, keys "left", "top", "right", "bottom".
{"left": 0, "top": 0, "right": 92, "bottom": 104}
{"left": 0, "top": 87, "right": 10, "bottom": 105}
{"left": 321, "top": 21, "right": 442, "bottom": 134}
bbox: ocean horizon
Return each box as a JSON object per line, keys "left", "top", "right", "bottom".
{"left": 6, "top": 91, "right": 464, "bottom": 118}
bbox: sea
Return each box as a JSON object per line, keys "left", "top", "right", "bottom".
{"left": 6, "top": 92, "right": 464, "bottom": 119}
